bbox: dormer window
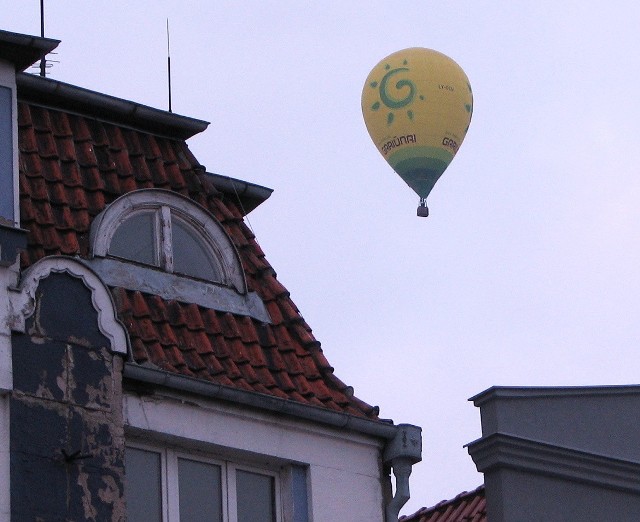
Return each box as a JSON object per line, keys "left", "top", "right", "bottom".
{"left": 108, "top": 206, "right": 223, "bottom": 282}
{"left": 88, "top": 189, "right": 270, "bottom": 323}
{"left": 90, "top": 189, "right": 246, "bottom": 293}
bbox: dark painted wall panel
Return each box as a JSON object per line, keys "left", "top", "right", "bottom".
{"left": 11, "top": 272, "right": 125, "bottom": 522}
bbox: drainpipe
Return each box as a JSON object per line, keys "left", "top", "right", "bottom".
{"left": 383, "top": 424, "right": 422, "bottom": 522}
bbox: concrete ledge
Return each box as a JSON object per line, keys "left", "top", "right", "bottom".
{"left": 0, "top": 224, "right": 27, "bottom": 267}
{"left": 467, "top": 432, "right": 640, "bottom": 494}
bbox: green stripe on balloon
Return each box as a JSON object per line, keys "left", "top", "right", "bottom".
{"left": 388, "top": 145, "right": 453, "bottom": 166}
{"left": 388, "top": 147, "right": 453, "bottom": 198}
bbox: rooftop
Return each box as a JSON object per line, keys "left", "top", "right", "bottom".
{"left": 16, "top": 64, "right": 379, "bottom": 420}
{"left": 400, "top": 486, "right": 486, "bottom": 522}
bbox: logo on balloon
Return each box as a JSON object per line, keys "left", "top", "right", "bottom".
{"left": 367, "top": 60, "right": 425, "bottom": 126}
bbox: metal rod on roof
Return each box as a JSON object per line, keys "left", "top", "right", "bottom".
{"left": 39, "top": 0, "right": 46, "bottom": 77}
{"left": 167, "top": 18, "right": 172, "bottom": 113}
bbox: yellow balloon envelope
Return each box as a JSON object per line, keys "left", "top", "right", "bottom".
{"left": 361, "top": 48, "right": 473, "bottom": 216}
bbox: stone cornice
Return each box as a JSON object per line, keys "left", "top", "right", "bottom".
{"left": 467, "top": 433, "right": 640, "bottom": 494}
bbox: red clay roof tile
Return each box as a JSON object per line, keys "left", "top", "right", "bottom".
{"left": 67, "top": 114, "right": 93, "bottom": 142}
{"left": 50, "top": 111, "right": 72, "bottom": 138}
{"left": 400, "top": 487, "right": 486, "bottom": 522}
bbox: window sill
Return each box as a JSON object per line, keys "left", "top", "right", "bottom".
{"left": 81, "top": 256, "right": 271, "bottom": 324}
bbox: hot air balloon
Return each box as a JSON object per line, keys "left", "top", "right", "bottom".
{"left": 361, "top": 48, "right": 473, "bottom": 217}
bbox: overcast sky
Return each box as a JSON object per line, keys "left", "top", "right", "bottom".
{"left": 5, "top": 1, "right": 640, "bottom": 516}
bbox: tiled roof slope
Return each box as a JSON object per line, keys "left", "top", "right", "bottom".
{"left": 17, "top": 87, "right": 378, "bottom": 419}
{"left": 400, "top": 487, "right": 486, "bottom": 522}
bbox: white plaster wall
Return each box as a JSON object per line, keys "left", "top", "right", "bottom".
{"left": 124, "top": 391, "right": 386, "bottom": 522}
{"left": 308, "top": 464, "right": 384, "bottom": 522}
{"left": 0, "top": 265, "right": 20, "bottom": 392}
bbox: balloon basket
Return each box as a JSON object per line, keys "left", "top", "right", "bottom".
{"left": 417, "top": 204, "right": 429, "bottom": 217}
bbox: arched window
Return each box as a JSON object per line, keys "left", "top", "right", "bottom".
{"left": 90, "top": 189, "right": 246, "bottom": 293}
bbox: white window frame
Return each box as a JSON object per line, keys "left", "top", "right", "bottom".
{"left": 126, "top": 442, "right": 283, "bottom": 522}
{"left": 90, "top": 189, "right": 247, "bottom": 293}
{"left": 0, "top": 60, "right": 19, "bottom": 226}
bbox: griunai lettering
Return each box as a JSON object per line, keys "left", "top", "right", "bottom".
{"left": 381, "top": 134, "right": 417, "bottom": 155}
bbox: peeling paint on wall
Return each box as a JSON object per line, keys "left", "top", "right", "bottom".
{"left": 10, "top": 273, "right": 126, "bottom": 521}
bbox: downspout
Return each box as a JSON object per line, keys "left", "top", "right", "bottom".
{"left": 383, "top": 424, "right": 422, "bottom": 522}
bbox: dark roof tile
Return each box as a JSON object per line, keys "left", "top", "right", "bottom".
{"left": 121, "top": 128, "right": 144, "bottom": 156}
{"left": 200, "top": 353, "right": 226, "bottom": 375}
{"left": 68, "top": 113, "right": 93, "bottom": 142}
{"left": 86, "top": 118, "right": 109, "bottom": 146}
{"left": 60, "top": 161, "right": 83, "bottom": 187}
{"left": 35, "top": 129, "right": 58, "bottom": 158}
{"left": 70, "top": 208, "right": 90, "bottom": 231}
{"left": 29, "top": 105, "right": 52, "bottom": 131}
{"left": 18, "top": 125, "right": 37, "bottom": 152}
{"left": 50, "top": 110, "right": 73, "bottom": 137}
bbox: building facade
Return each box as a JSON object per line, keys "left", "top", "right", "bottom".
{"left": 0, "top": 30, "right": 421, "bottom": 522}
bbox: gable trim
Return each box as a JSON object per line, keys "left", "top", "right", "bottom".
{"left": 13, "top": 256, "right": 129, "bottom": 354}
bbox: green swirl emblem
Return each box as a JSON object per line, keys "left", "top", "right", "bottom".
{"left": 379, "top": 68, "right": 415, "bottom": 109}
{"left": 369, "top": 61, "right": 421, "bottom": 126}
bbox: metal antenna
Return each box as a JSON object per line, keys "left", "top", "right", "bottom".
{"left": 167, "top": 19, "right": 172, "bottom": 112}
{"left": 39, "top": 0, "right": 46, "bottom": 77}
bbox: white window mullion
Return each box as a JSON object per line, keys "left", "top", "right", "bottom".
{"left": 159, "top": 206, "right": 173, "bottom": 272}
{"left": 165, "top": 450, "right": 180, "bottom": 522}
{"left": 226, "top": 464, "right": 238, "bottom": 522}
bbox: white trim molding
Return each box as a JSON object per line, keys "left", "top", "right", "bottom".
{"left": 0, "top": 59, "right": 18, "bottom": 227}
{"left": 12, "top": 256, "right": 129, "bottom": 354}
{"left": 83, "top": 257, "right": 271, "bottom": 324}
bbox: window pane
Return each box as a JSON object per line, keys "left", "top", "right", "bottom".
{"left": 126, "top": 447, "right": 162, "bottom": 522}
{"left": 109, "top": 212, "right": 157, "bottom": 265}
{"left": 0, "top": 86, "right": 13, "bottom": 222}
{"left": 172, "top": 217, "right": 221, "bottom": 281}
{"left": 236, "top": 470, "right": 276, "bottom": 522}
{"left": 178, "top": 458, "right": 223, "bottom": 522}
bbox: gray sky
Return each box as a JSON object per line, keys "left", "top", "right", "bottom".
{"left": 5, "top": 1, "right": 640, "bottom": 515}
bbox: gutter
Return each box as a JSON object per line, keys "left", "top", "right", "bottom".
{"left": 0, "top": 29, "right": 60, "bottom": 72}
{"left": 16, "top": 73, "right": 209, "bottom": 140}
{"left": 124, "top": 363, "right": 422, "bottom": 520}
{"left": 124, "top": 362, "right": 398, "bottom": 438}
{"left": 205, "top": 172, "right": 273, "bottom": 214}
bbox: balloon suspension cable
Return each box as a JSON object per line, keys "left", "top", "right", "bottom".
{"left": 417, "top": 198, "right": 429, "bottom": 218}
